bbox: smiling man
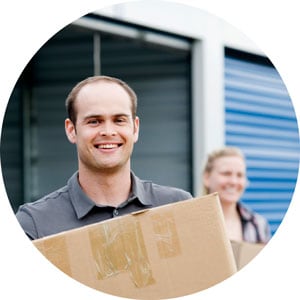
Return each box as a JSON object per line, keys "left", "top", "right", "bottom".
{"left": 16, "top": 76, "right": 192, "bottom": 240}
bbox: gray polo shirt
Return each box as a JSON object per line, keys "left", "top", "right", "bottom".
{"left": 16, "top": 172, "right": 192, "bottom": 240}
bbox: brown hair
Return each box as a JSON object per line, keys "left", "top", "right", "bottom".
{"left": 202, "top": 146, "right": 245, "bottom": 194}
{"left": 65, "top": 75, "right": 137, "bottom": 125}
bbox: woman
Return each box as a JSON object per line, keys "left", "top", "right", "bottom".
{"left": 202, "top": 147, "right": 271, "bottom": 243}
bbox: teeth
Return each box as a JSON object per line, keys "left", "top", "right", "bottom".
{"left": 98, "top": 144, "right": 118, "bottom": 149}
{"left": 224, "top": 188, "right": 236, "bottom": 193}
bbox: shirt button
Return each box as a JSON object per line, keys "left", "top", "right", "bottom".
{"left": 113, "top": 209, "right": 119, "bottom": 217}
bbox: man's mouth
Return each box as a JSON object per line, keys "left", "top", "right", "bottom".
{"left": 95, "top": 143, "right": 122, "bottom": 149}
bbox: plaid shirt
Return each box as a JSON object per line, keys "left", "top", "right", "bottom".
{"left": 237, "top": 202, "right": 271, "bottom": 243}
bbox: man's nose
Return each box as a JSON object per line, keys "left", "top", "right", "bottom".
{"left": 99, "top": 122, "right": 117, "bottom": 136}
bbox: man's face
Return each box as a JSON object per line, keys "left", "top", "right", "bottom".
{"left": 65, "top": 81, "right": 139, "bottom": 174}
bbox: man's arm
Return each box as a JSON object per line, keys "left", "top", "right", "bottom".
{"left": 16, "top": 207, "right": 38, "bottom": 240}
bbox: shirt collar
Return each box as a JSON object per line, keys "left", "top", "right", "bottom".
{"left": 68, "top": 172, "right": 96, "bottom": 219}
{"left": 130, "top": 172, "right": 153, "bottom": 206}
{"left": 68, "top": 171, "right": 151, "bottom": 219}
{"left": 237, "top": 202, "right": 253, "bottom": 221}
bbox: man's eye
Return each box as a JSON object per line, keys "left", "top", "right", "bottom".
{"left": 115, "top": 118, "right": 126, "bottom": 123}
{"left": 88, "top": 119, "right": 99, "bottom": 125}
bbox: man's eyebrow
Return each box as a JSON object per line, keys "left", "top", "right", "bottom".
{"left": 82, "top": 114, "right": 101, "bottom": 120}
{"left": 83, "top": 113, "right": 131, "bottom": 119}
{"left": 114, "top": 114, "right": 131, "bottom": 118}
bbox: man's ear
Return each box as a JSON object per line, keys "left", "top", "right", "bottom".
{"left": 133, "top": 116, "right": 140, "bottom": 143}
{"left": 65, "top": 118, "right": 76, "bottom": 144}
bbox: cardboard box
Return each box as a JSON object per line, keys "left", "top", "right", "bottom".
{"left": 33, "top": 193, "right": 237, "bottom": 299}
{"left": 231, "top": 240, "right": 265, "bottom": 270}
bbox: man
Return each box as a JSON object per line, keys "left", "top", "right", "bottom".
{"left": 16, "top": 75, "right": 192, "bottom": 240}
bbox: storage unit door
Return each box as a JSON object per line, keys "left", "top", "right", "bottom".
{"left": 2, "top": 22, "right": 192, "bottom": 209}
{"left": 100, "top": 31, "right": 192, "bottom": 193}
{"left": 1, "top": 86, "right": 23, "bottom": 212}
{"left": 225, "top": 50, "right": 299, "bottom": 235}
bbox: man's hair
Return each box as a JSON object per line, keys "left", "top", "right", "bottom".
{"left": 202, "top": 146, "right": 246, "bottom": 194}
{"left": 65, "top": 75, "right": 138, "bottom": 125}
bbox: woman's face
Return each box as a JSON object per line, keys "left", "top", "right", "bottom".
{"left": 204, "top": 155, "right": 247, "bottom": 205}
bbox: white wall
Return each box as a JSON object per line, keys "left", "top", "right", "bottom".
{"left": 95, "top": 0, "right": 264, "bottom": 195}
{"left": 96, "top": 0, "right": 263, "bottom": 54}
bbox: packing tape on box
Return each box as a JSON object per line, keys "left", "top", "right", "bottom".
{"left": 89, "top": 216, "right": 155, "bottom": 288}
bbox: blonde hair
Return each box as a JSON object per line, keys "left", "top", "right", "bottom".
{"left": 202, "top": 146, "right": 245, "bottom": 194}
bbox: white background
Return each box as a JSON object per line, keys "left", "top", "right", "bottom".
{"left": 0, "top": 0, "right": 299, "bottom": 299}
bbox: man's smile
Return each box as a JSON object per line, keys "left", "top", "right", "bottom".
{"left": 95, "top": 143, "right": 122, "bottom": 149}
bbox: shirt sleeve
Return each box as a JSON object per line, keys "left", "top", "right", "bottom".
{"left": 255, "top": 213, "right": 272, "bottom": 243}
{"left": 15, "top": 206, "right": 38, "bottom": 240}
{"left": 263, "top": 217, "right": 272, "bottom": 242}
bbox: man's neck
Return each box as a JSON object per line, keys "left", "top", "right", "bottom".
{"left": 78, "top": 167, "right": 132, "bottom": 207}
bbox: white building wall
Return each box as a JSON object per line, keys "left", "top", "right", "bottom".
{"left": 95, "top": 0, "right": 264, "bottom": 195}
{"left": 96, "top": 0, "right": 262, "bottom": 54}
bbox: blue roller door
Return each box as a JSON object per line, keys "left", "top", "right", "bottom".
{"left": 225, "top": 49, "right": 300, "bottom": 235}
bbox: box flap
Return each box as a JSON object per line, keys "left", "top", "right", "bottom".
{"left": 231, "top": 240, "right": 265, "bottom": 270}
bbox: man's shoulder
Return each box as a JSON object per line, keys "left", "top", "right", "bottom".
{"left": 152, "top": 182, "right": 192, "bottom": 197}
{"left": 15, "top": 185, "right": 72, "bottom": 240}
{"left": 17, "top": 185, "right": 69, "bottom": 215}
{"left": 138, "top": 178, "right": 192, "bottom": 205}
